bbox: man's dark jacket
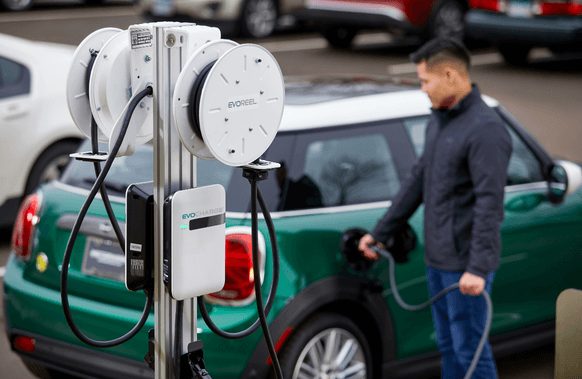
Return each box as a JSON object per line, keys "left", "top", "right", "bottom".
{"left": 372, "top": 86, "right": 512, "bottom": 278}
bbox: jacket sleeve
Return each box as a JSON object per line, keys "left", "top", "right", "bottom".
{"left": 372, "top": 156, "right": 424, "bottom": 244}
{"left": 466, "top": 121, "right": 512, "bottom": 278}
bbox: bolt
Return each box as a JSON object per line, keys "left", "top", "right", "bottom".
{"left": 260, "top": 90, "right": 264, "bottom": 95}
{"left": 236, "top": 80, "right": 240, "bottom": 85}
{"left": 228, "top": 149, "right": 236, "bottom": 154}
{"left": 139, "top": 102, "right": 145, "bottom": 109}
{"left": 96, "top": 106, "right": 101, "bottom": 111}
{"left": 249, "top": 128, "right": 253, "bottom": 132}
{"left": 144, "top": 55, "right": 151, "bottom": 63}
{"left": 103, "top": 54, "right": 108, "bottom": 59}
{"left": 225, "top": 117, "right": 229, "bottom": 122}
{"left": 255, "top": 58, "right": 262, "bottom": 63}
{"left": 166, "top": 34, "right": 176, "bottom": 47}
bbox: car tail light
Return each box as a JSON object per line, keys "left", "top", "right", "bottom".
{"left": 13, "top": 335, "right": 36, "bottom": 353}
{"left": 535, "top": 0, "right": 582, "bottom": 15}
{"left": 206, "top": 229, "right": 266, "bottom": 305}
{"left": 11, "top": 193, "right": 42, "bottom": 261}
{"left": 470, "top": 0, "right": 506, "bottom": 12}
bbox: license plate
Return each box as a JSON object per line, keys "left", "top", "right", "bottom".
{"left": 507, "top": 0, "right": 533, "bottom": 17}
{"left": 82, "top": 237, "right": 125, "bottom": 282}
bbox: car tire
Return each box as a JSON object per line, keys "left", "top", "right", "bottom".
{"left": 499, "top": 45, "right": 531, "bottom": 66}
{"left": 278, "top": 312, "right": 373, "bottom": 379}
{"left": 0, "top": 0, "right": 32, "bottom": 11}
{"left": 240, "top": 0, "right": 278, "bottom": 38}
{"left": 428, "top": 0, "right": 466, "bottom": 41}
{"left": 24, "top": 140, "right": 80, "bottom": 196}
{"left": 321, "top": 26, "right": 358, "bottom": 49}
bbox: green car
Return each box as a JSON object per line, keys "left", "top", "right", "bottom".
{"left": 4, "top": 78, "right": 582, "bottom": 379}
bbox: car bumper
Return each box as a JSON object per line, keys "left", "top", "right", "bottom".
{"left": 6, "top": 330, "right": 153, "bottom": 379}
{"left": 2, "top": 255, "right": 268, "bottom": 378}
{"left": 466, "top": 10, "right": 582, "bottom": 46}
{"left": 301, "top": 0, "right": 414, "bottom": 31}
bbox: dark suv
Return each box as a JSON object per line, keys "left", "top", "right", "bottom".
{"left": 466, "top": 0, "right": 582, "bottom": 64}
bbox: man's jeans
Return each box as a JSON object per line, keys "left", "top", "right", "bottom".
{"left": 426, "top": 266, "right": 497, "bottom": 379}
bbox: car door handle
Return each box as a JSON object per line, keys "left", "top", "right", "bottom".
{"left": 1, "top": 103, "right": 30, "bottom": 121}
{"left": 505, "top": 192, "right": 546, "bottom": 212}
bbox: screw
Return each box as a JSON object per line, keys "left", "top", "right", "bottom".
{"left": 255, "top": 58, "right": 262, "bottom": 63}
{"left": 249, "top": 128, "right": 253, "bottom": 132}
{"left": 228, "top": 149, "right": 236, "bottom": 154}
{"left": 260, "top": 90, "right": 264, "bottom": 95}
{"left": 139, "top": 102, "right": 145, "bottom": 109}
{"left": 166, "top": 34, "right": 176, "bottom": 47}
{"left": 236, "top": 80, "right": 240, "bottom": 85}
{"left": 96, "top": 106, "right": 101, "bottom": 111}
{"left": 103, "top": 54, "right": 108, "bottom": 59}
{"left": 225, "top": 117, "right": 229, "bottom": 122}
{"left": 144, "top": 55, "right": 151, "bottom": 63}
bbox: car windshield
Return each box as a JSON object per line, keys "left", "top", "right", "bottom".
{"left": 61, "top": 141, "right": 247, "bottom": 211}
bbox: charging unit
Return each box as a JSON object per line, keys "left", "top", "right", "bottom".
{"left": 163, "top": 185, "right": 226, "bottom": 300}
{"left": 125, "top": 181, "right": 154, "bottom": 291}
{"left": 65, "top": 22, "right": 286, "bottom": 378}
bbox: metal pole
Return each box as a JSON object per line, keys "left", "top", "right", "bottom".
{"left": 152, "top": 23, "right": 198, "bottom": 379}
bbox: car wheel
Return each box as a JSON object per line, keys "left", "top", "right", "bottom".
{"left": 428, "top": 0, "right": 466, "bottom": 40}
{"left": 240, "top": 0, "right": 278, "bottom": 38}
{"left": 321, "top": 26, "right": 358, "bottom": 49}
{"left": 0, "top": 0, "right": 32, "bottom": 11}
{"left": 499, "top": 44, "right": 531, "bottom": 66}
{"left": 279, "top": 312, "right": 373, "bottom": 379}
{"left": 25, "top": 141, "right": 80, "bottom": 195}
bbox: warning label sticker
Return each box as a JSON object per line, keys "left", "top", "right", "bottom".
{"left": 131, "top": 29, "right": 153, "bottom": 49}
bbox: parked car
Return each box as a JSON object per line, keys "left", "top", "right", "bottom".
{"left": 302, "top": 0, "right": 468, "bottom": 48}
{"left": 0, "top": 34, "right": 82, "bottom": 229}
{"left": 4, "top": 77, "right": 582, "bottom": 379}
{"left": 0, "top": 0, "right": 117, "bottom": 11}
{"left": 140, "top": 0, "right": 305, "bottom": 38}
{"left": 466, "top": 0, "right": 582, "bottom": 65}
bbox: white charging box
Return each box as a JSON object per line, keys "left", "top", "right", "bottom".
{"left": 164, "top": 184, "right": 226, "bottom": 300}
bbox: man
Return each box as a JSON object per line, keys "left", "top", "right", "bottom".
{"left": 359, "top": 38, "right": 512, "bottom": 379}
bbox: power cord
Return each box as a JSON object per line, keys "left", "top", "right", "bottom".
{"left": 370, "top": 245, "right": 492, "bottom": 379}
{"left": 197, "top": 168, "right": 282, "bottom": 379}
{"left": 60, "top": 86, "right": 154, "bottom": 347}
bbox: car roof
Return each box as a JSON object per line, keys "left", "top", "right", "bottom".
{"left": 280, "top": 77, "right": 499, "bottom": 132}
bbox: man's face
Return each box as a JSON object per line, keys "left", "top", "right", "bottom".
{"left": 416, "top": 61, "right": 455, "bottom": 109}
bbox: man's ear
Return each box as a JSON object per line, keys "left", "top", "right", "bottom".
{"left": 445, "top": 66, "right": 457, "bottom": 85}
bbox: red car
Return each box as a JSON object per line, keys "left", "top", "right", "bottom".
{"left": 303, "top": 0, "right": 468, "bottom": 48}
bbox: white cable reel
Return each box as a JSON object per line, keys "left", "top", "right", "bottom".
{"left": 173, "top": 42, "right": 285, "bottom": 166}
{"left": 66, "top": 27, "right": 122, "bottom": 144}
{"left": 67, "top": 28, "right": 154, "bottom": 158}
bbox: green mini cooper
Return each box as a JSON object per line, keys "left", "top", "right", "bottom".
{"left": 4, "top": 78, "right": 582, "bottom": 379}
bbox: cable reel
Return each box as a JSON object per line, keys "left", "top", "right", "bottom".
{"left": 66, "top": 27, "right": 154, "bottom": 158}
{"left": 173, "top": 42, "right": 285, "bottom": 166}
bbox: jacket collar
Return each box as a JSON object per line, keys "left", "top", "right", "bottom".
{"left": 432, "top": 84, "right": 480, "bottom": 121}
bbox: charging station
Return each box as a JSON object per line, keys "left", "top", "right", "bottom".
{"left": 64, "top": 22, "right": 285, "bottom": 378}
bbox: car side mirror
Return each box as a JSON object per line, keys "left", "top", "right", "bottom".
{"left": 547, "top": 160, "right": 582, "bottom": 204}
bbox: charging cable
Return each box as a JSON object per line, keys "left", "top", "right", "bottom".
{"left": 370, "top": 245, "right": 492, "bottom": 379}
{"left": 197, "top": 168, "right": 283, "bottom": 379}
{"left": 60, "top": 86, "right": 154, "bottom": 348}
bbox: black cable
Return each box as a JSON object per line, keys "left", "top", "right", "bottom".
{"left": 250, "top": 178, "right": 283, "bottom": 379}
{"left": 60, "top": 86, "right": 153, "bottom": 348}
{"left": 371, "top": 245, "right": 492, "bottom": 379}
{"left": 197, "top": 185, "right": 280, "bottom": 339}
{"left": 85, "top": 48, "right": 125, "bottom": 249}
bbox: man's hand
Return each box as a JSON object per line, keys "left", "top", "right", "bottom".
{"left": 459, "top": 272, "right": 485, "bottom": 296}
{"left": 358, "top": 234, "right": 379, "bottom": 261}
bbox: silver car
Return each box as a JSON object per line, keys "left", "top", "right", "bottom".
{"left": 140, "top": 0, "right": 305, "bottom": 38}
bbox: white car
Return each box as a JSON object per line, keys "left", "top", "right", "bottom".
{"left": 0, "top": 34, "right": 83, "bottom": 228}
{"left": 140, "top": 0, "right": 305, "bottom": 38}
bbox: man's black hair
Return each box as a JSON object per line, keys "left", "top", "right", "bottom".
{"left": 410, "top": 38, "right": 471, "bottom": 69}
